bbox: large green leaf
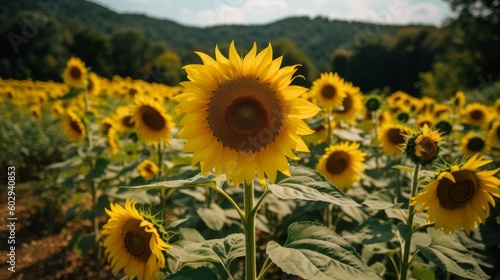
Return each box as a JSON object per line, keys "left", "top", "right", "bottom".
{"left": 170, "top": 233, "right": 245, "bottom": 274}
{"left": 266, "top": 222, "right": 382, "bottom": 280}
{"left": 268, "top": 165, "right": 359, "bottom": 206}
{"left": 126, "top": 173, "right": 216, "bottom": 190}
{"left": 417, "top": 228, "right": 489, "bottom": 279}
{"left": 362, "top": 191, "right": 397, "bottom": 210}
{"left": 166, "top": 267, "right": 218, "bottom": 280}
{"left": 196, "top": 203, "right": 227, "bottom": 230}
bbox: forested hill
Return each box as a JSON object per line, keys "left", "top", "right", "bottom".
{"left": 0, "top": 0, "right": 445, "bottom": 95}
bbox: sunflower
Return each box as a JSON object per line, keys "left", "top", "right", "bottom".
{"left": 462, "top": 103, "right": 491, "bottom": 128}
{"left": 332, "top": 82, "right": 363, "bottom": 124}
{"left": 411, "top": 155, "right": 500, "bottom": 234}
{"left": 493, "top": 98, "right": 500, "bottom": 117}
{"left": 434, "top": 119, "right": 453, "bottom": 136}
{"left": 309, "top": 72, "right": 347, "bottom": 110}
{"left": 364, "top": 94, "right": 382, "bottom": 112}
{"left": 63, "top": 57, "right": 88, "bottom": 89}
{"left": 107, "top": 128, "right": 119, "bottom": 156}
{"left": 175, "top": 42, "right": 320, "bottom": 185}
{"left": 378, "top": 123, "right": 412, "bottom": 156}
{"left": 433, "top": 104, "right": 452, "bottom": 119}
{"left": 416, "top": 113, "right": 434, "bottom": 129}
{"left": 87, "top": 72, "right": 101, "bottom": 96}
{"left": 50, "top": 100, "right": 65, "bottom": 119}
{"left": 102, "top": 199, "right": 170, "bottom": 280}
{"left": 132, "top": 96, "right": 174, "bottom": 144}
{"left": 61, "top": 109, "right": 86, "bottom": 142}
{"left": 404, "top": 124, "right": 443, "bottom": 165}
{"left": 453, "top": 90, "right": 466, "bottom": 111}
{"left": 488, "top": 119, "right": 500, "bottom": 147}
{"left": 461, "top": 132, "right": 489, "bottom": 157}
{"left": 137, "top": 159, "right": 160, "bottom": 180}
{"left": 316, "top": 142, "right": 366, "bottom": 191}
{"left": 30, "top": 104, "right": 42, "bottom": 121}
{"left": 114, "top": 106, "right": 136, "bottom": 134}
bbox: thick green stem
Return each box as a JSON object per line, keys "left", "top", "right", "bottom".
{"left": 243, "top": 181, "right": 256, "bottom": 280}
{"left": 400, "top": 163, "right": 420, "bottom": 280}
{"left": 326, "top": 109, "right": 333, "bottom": 146}
{"left": 157, "top": 141, "right": 166, "bottom": 210}
{"left": 372, "top": 110, "right": 380, "bottom": 171}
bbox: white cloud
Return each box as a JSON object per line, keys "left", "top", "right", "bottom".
{"left": 198, "top": 7, "right": 246, "bottom": 26}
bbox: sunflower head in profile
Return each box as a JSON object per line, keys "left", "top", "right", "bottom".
{"left": 462, "top": 103, "right": 491, "bottom": 128}
{"left": 102, "top": 199, "right": 171, "bottom": 280}
{"left": 137, "top": 159, "right": 160, "bottom": 180}
{"left": 175, "top": 41, "right": 320, "bottom": 185}
{"left": 488, "top": 119, "right": 500, "bottom": 147}
{"left": 62, "top": 109, "right": 86, "bottom": 142}
{"left": 62, "top": 57, "right": 88, "bottom": 89}
{"left": 404, "top": 124, "right": 443, "bottom": 165}
{"left": 309, "top": 72, "right": 347, "bottom": 110}
{"left": 412, "top": 155, "right": 500, "bottom": 234}
{"left": 378, "top": 123, "right": 412, "bottom": 156}
{"left": 316, "top": 142, "right": 366, "bottom": 191}
{"left": 461, "top": 131, "right": 489, "bottom": 157}
{"left": 132, "top": 96, "right": 174, "bottom": 145}
{"left": 332, "top": 82, "right": 363, "bottom": 124}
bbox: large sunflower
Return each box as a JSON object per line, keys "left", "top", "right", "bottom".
{"left": 309, "top": 72, "right": 347, "bottom": 110}
{"left": 132, "top": 96, "right": 174, "bottom": 144}
{"left": 332, "top": 82, "right": 363, "bottom": 124}
{"left": 316, "top": 142, "right": 366, "bottom": 191}
{"left": 175, "top": 42, "right": 320, "bottom": 185}
{"left": 137, "top": 159, "right": 160, "bottom": 180}
{"left": 378, "top": 123, "right": 412, "bottom": 156}
{"left": 61, "top": 109, "right": 86, "bottom": 142}
{"left": 411, "top": 155, "right": 500, "bottom": 234}
{"left": 63, "top": 57, "right": 88, "bottom": 89}
{"left": 462, "top": 103, "right": 491, "bottom": 128}
{"left": 102, "top": 199, "right": 170, "bottom": 280}
{"left": 461, "top": 131, "right": 489, "bottom": 157}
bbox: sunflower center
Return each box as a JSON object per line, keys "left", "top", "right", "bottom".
{"left": 334, "top": 94, "right": 353, "bottom": 113}
{"left": 122, "top": 116, "right": 135, "bottom": 128}
{"left": 129, "top": 88, "right": 138, "bottom": 98}
{"left": 417, "top": 137, "right": 437, "bottom": 161}
{"left": 321, "top": 85, "right": 336, "bottom": 99}
{"left": 466, "top": 137, "right": 485, "bottom": 152}
{"left": 397, "top": 112, "right": 409, "bottom": 123}
{"left": 437, "top": 170, "right": 478, "bottom": 209}
{"left": 435, "top": 120, "right": 452, "bottom": 135}
{"left": 325, "top": 151, "right": 349, "bottom": 175}
{"left": 495, "top": 126, "right": 500, "bottom": 140}
{"left": 208, "top": 78, "right": 283, "bottom": 152}
{"left": 144, "top": 164, "right": 154, "bottom": 175}
{"left": 140, "top": 105, "right": 166, "bottom": 131}
{"left": 470, "top": 109, "right": 484, "bottom": 121}
{"left": 125, "top": 231, "right": 146, "bottom": 256}
{"left": 387, "top": 128, "right": 405, "bottom": 145}
{"left": 70, "top": 118, "right": 83, "bottom": 135}
{"left": 365, "top": 98, "right": 380, "bottom": 112}
{"left": 70, "top": 66, "right": 82, "bottom": 80}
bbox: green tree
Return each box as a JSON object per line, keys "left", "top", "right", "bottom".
{"left": 71, "top": 28, "right": 113, "bottom": 78}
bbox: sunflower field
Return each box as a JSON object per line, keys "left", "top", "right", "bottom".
{"left": 1, "top": 38, "right": 500, "bottom": 280}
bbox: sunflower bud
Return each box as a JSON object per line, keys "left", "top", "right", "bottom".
{"left": 404, "top": 124, "right": 443, "bottom": 165}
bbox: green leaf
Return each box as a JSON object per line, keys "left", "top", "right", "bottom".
{"left": 397, "top": 222, "right": 412, "bottom": 242}
{"left": 266, "top": 221, "right": 382, "bottom": 280}
{"left": 355, "top": 219, "right": 394, "bottom": 245}
{"left": 126, "top": 173, "right": 216, "bottom": 190}
{"left": 269, "top": 165, "right": 359, "bottom": 206}
{"left": 417, "top": 228, "right": 489, "bottom": 279}
{"left": 85, "top": 158, "right": 109, "bottom": 182}
{"left": 170, "top": 233, "right": 245, "bottom": 275}
{"left": 412, "top": 265, "right": 436, "bottom": 280}
{"left": 166, "top": 267, "right": 218, "bottom": 280}
{"left": 392, "top": 164, "right": 414, "bottom": 174}
{"left": 362, "top": 191, "right": 397, "bottom": 210}
{"left": 196, "top": 203, "right": 227, "bottom": 230}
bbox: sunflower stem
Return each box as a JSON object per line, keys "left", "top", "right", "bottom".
{"left": 243, "top": 180, "right": 257, "bottom": 280}
{"left": 400, "top": 163, "right": 420, "bottom": 280}
{"left": 326, "top": 109, "right": 333, "bottom": 146}
{"left": 372, "top": 109, "right": 380, "bottom": 172}
{"left": 157, "top": 141, "right": 166, "bottom": 211}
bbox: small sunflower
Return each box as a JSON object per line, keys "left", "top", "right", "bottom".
{"left": 378, "top": 123, "right": 412, "bottom": 156}
{"left": 404, "top": 124, "right": 443, "bottom": 165}
{"left": 30, "top": 105, "right": 42, "bottom": 121}
{"left": 87, "top": 72, "right": 101, "bottom": 96}
{"left": 175, "top": 42, "right": 320, "bottom": 185}
{"left": 63, "top": 57, "right": 88, "bottom": 89}
{"left": 107, "top": 128, "right": 119, "bottom": 156}
{"left": 364, "top": 94, "right": 383, "bottom": 112}
{"left": 488, "top": 119, "right": 500, "bottom": 147}
{"left": 309, "top": 72, "right": 347, "bottom": 110}
{"left": 114, "top": 106, "right": 136, "bottom": 134}
{"left": 493, "top": 98, "right": 500, "bottom": 117}
{"left": 316, "top": 142, "right": 366, "bottom": 191}
{"left": 132, "top": 96, "right": 174, "bottom": 144}
{"left": 50, "top": 100, "right": 65, "bottom": 119}
{"left": 461, "top": 132, "right": 489, "bottom": 157}
{"left": 137, "top": 159, "right": 160, "bottom": 180}
{"left": 416, "top": 113, "right": 434, "bottom": 129}
{"left": 453, "top": 90, "right": 466, "bottom": 110}
{"left": 332, "top": 82, "right": 363, "bottom": 124}
{"left": 411, "top": 155, "right": 500, "bottom": 234}
{"left": 102, "top": 199, "right": 170, "bottom": 280}
{"left": 61, "top": 109, "right": 86, "bottom": 142}
{"left": 462, "top": 103, "right": 491, "bottom": 128}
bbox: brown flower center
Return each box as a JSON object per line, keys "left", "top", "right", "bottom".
{"left": 140, "top": 105, "right": 166, "bottom": 131}
{"left": 387, "top": 128, "right": 405, "bottom": 145}
{"left": 417, "top": 137, "right": 437, "bottom": 161}
{"left": 321, "top": 85, "right": 336, "bottom": 100}
{"left": 325, "top": 151, "right": 349, "bottom": 175}
{"left": 334, "top": 94, "right": 353, "bottom": 114}
{"left": 70, "top": 117, "right": 83, "bottom": 135}
{"left": 466, "top": 137, "right": 485, "bottom": 152}
{"left": 495, "top": 126, "right": 500, "bottom": 141}
{"left": 129, "top": 88, "right": 138, "bottom": 98}
{"left": 470, "top": 109, "right": 484, "bottom": 121}
{"left": 70, "top": 66, "right": 82, "bottom": 80}
{"left": 124, "top": 220, "right": 152, "bottom": 262}
{"left": 207, "top": 78, "right": 283, "bottom": 152}
{"left": 122, "top": 116, "right": 135, "bottom": 128}
{"left": 437, "top": 170, "right": 478, "bottom": 209}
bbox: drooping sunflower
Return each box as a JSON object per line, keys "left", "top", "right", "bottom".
{"left": 488, "top": 119, "right": 500, "bottom": 147}
{"left": 316, "top": 142, "right": 366, "bottom": 191}
{"left": 132, "top": 96, "right": 174, "bottom": 144}
{"left": 332, "top": 82, "right": 363, "bottom": 124}
{"left": 137, "top": 159, "right": 160, "bottom": 180}
{"left": 309, "top": 72, "right": 347, "bottom": 110}
{"left": 63, "top": 57, "right": 88, "bottom": 89}
{"left": 462, "top": 103, "right": 491, "bottom": 128}
{"left": 102, "top": 199, "right": 170, "bottom": 280}
{"left": 404, "top": 124, "right": 443, "bottom": 165}
{"left": 61, "top": 109, "right": 86, "bottom": 142}
{"left": 461, "top": 132, "right": 489, "bottom": 157}
{"left": 378, "top": 123, "right": 412, "bottom": 156}
{"left": 175, "top": 42, "right": 320, "bottom": 185}
{"left": 411, "top": 155, "right": 500, "bottom": 234}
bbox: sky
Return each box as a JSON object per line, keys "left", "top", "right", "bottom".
{"left": 89, "top": 0, "right": 453, "bottom": 27}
